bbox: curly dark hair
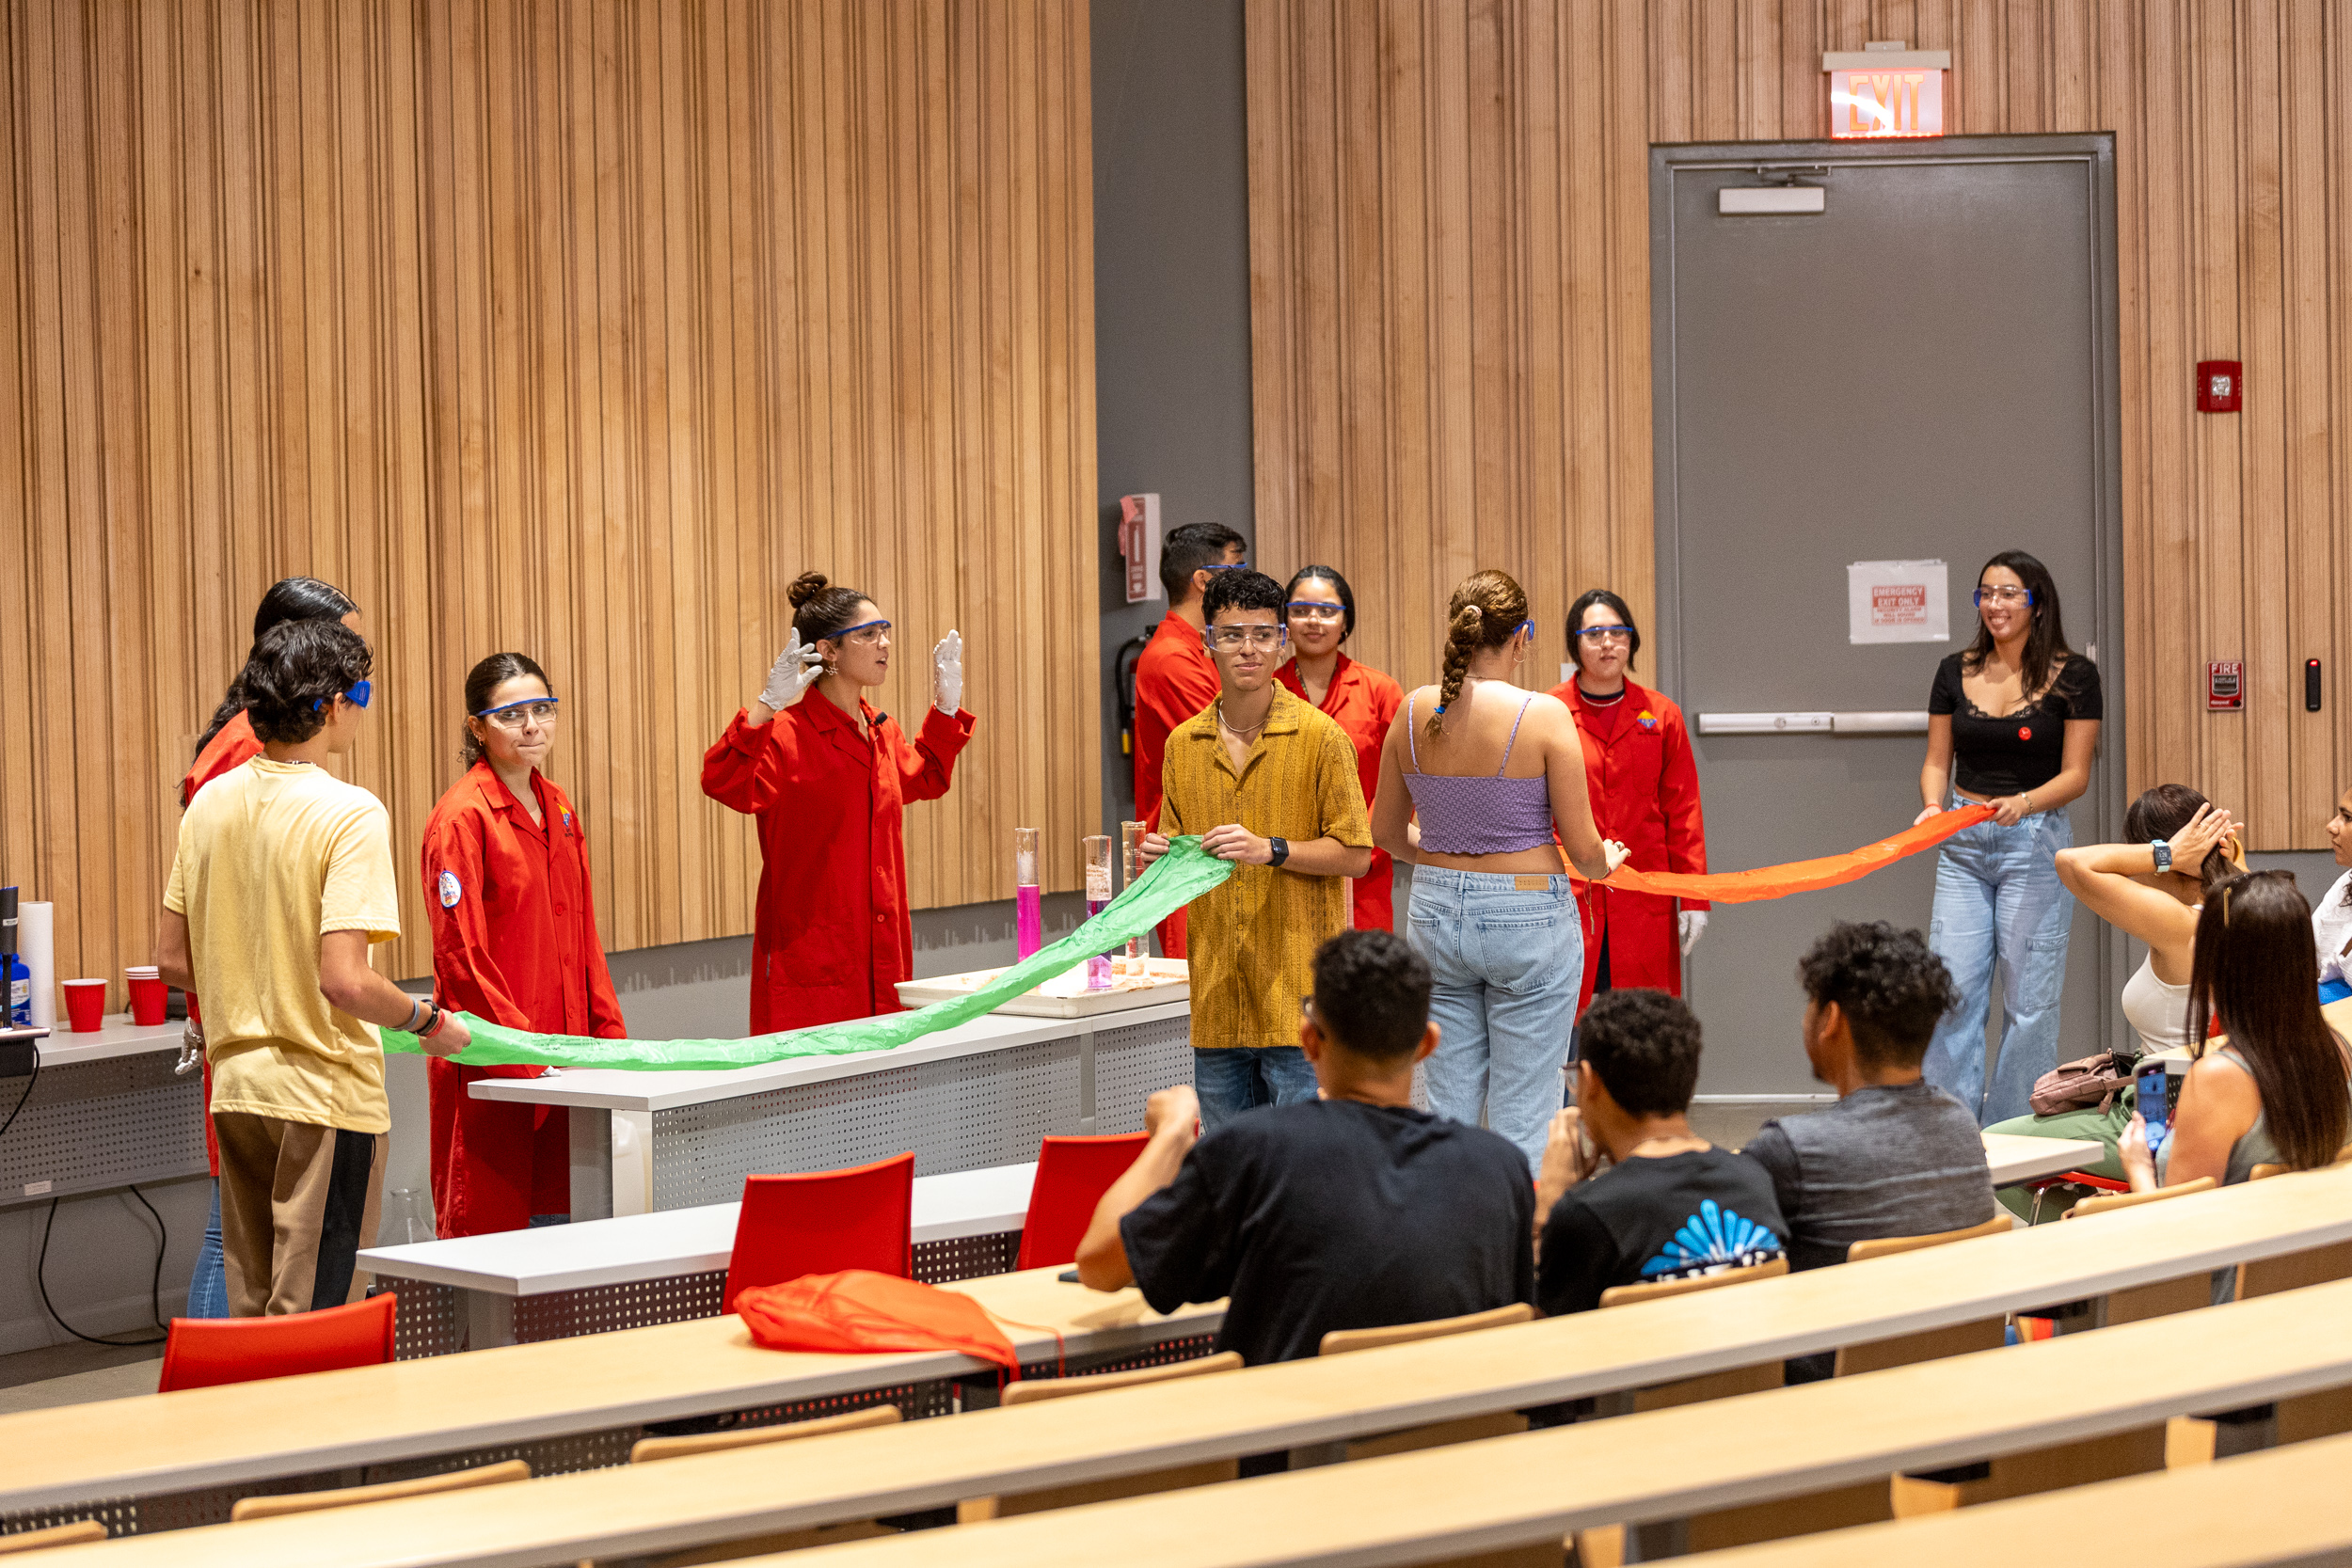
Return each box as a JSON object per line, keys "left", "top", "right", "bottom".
{"left": 194, "top": 577, "right": 359, "bottom": 756}
{"left": 1308, "top": 929, "right": 1431, "bottom": 1060}
{"left": 1577, "top": 989, "right": 1703, "bottom": 1117}
{"left": 242, "top": 621, "right": 373, "bottom": 745}
{"left": 1796, "top": 921, "right": 1956, "bottom": 1069}
{"left": 1200, "top": 567, "right": 1286, "bottom": 623}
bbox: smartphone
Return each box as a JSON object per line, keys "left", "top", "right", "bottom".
{"left": 2137, "top": 1063, "right": 2171, "bottom": 1157}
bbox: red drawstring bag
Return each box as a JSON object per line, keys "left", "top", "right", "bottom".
{"left": 735, "top": 1270, "right": 1023, "bottom": 1375}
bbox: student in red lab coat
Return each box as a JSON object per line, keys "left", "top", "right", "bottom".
{"left": 179, "top": 577, "right": 362, "bottom": 1314}
{"left": 703, "top": 572, "right": 976, "bottom": 1033}
{"left": 1275, "top": 565, "right": 1404, "bottom": 930}
{"left": 1132, "top": 522, "right": 1248, "bottom": 958}
{"left": 1548, "top": 590, "right": 1710, "bottom": 1012}
{"left": 422, "top": 653, "right": 627, "bottom": 1236}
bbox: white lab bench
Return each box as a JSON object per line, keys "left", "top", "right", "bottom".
{"left": 359, "top": 1161, "right": 1041, "bottom": 1352}
{"left": 469, "top": 997, "right": 1190, "bottom": 1223}
{"left": 0, "top": 1016, "right": 203, "bottom": 1208}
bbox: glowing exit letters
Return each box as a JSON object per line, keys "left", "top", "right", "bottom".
{"left": 1829, "top": 67, "right": 1945, "bottom": 138}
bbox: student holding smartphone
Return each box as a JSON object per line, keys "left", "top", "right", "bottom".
{"left": 2119, "top": 871, "right": 2351, "bottom": 1200}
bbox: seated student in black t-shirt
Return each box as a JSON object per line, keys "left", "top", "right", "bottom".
{"left": 1536, "top": 990, "right": 1787, "bottom": 1315}
{"left": 1076, "top": 928, "right": 1535, "bottom": 1366}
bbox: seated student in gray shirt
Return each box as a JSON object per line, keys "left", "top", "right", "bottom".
{"left": 1742, "top": 920, "right": 1997, "bottom": 1275}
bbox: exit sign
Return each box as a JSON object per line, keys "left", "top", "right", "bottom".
{"left": 1824, "top": 49, "right": 1950, "bottom": 139}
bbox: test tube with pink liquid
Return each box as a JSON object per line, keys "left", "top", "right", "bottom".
{"left": 1014, "top": 828, "right": 1043, "bottom": 960}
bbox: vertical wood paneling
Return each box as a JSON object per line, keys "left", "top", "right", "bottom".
{"left": 2, "top": 0, "right": 1098, "bottom": 1002}
{"left": 1250, "top": 0, "right": 2352, "bottom": 849}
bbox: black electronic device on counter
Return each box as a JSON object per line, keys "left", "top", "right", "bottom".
{"left": 2309, "top": 659, "right": 2324, "bottom": 712}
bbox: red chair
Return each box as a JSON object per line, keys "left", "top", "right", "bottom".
{"left": 157, "top": 1292, "right": 398, "bottom": 1392}
{"left": 724, "top": 1152, "right": 915, "bottom": 1309}
{"left": 1015, "top": 1132, "right": 1151, "bottom": 1272}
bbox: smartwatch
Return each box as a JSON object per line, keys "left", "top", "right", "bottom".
{"left": 2151, "top": 839, "right": 2173, "bottom": 875}
{"left": 1266, "top": 836, "right": 1290, "bottom": 869}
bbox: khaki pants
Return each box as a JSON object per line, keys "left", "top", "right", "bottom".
{"left": 213, "top": 1113, "right": 387, "bottom": 1318}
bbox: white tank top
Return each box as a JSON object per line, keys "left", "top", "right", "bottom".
{"left": 2121, "top": 953, "right": 2191, "bottom": 1055}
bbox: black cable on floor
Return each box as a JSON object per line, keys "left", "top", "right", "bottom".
{"left": 37, "top": 1184, "right": 169, "bottom": 1348}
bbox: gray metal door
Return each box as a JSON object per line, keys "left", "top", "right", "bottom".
{"left": 1651, "top": 136, "right": 2125, "bottom": 1098}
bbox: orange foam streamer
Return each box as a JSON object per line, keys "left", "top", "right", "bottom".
{"left": 1581, "top": 803, "right": 1997, "bottom": 904}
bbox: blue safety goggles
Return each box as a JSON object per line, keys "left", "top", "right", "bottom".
{"left": 825, "top": 617, "right": 892, "bottom": 642}
{"left": 313, "top": 679, "right": 373, "bottom": 714}
{"left": 474, "top": 695, "right": 560, "bottom": 725}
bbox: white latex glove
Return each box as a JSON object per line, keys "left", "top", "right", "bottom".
{"left": 932, "top": 629, "right": 964, "bottom": 714}
{"left": 757, "top": 627, "right": 826, "bottom": 713}
{"left": 1678, "top": 910, "right": 1709, "bottom": 958}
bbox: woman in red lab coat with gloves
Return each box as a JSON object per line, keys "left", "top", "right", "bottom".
{"left": 1548, "top": 590, "right": 1710, "bottom": 1011}
{"left": 422, "top": 652, "right": 628, "bottom": 1237}
{"left": 702, "top": 572, "right": 977, "bottom": 1033}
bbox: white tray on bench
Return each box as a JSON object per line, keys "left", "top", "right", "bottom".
{"left": 895, "top": 958, "right": 1189, "bottom": 1019}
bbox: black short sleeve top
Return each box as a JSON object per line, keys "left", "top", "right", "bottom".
{"left": 1927, "top": 652, "right": 2103, "bottom": 797}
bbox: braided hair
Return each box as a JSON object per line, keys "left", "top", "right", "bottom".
{"left": 1427, "top": 570, "right": 1530, "bottom": 741}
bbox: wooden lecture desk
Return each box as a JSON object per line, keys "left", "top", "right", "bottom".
{"left": 0, "top": 1266, "right": 1222, "bottom": 1534}
{"left": 1692, "top": 1430, "right": 2352, "bottom": 1568}
{"left": 0, "top": 1014, "right": 203, "bottom": 1210}
{"left": 358, "top": 1162, "right": 1042, "bottom": 1352}
{"left": 474, "top": 999, "right": 1190, "bottom": 1219}
{"left": 50, "top": 1260, "right": 2352, "bottom": 1568}
{"left": 35, "top": 1163, "right": 2352, "bottom": 1562}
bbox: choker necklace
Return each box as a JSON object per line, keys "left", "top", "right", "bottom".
{"left": 1216, "top": 701, "right": 1268, "bottom": 741}
{"left": 1578, "top": 686, "right": 1627, "bottom": 707}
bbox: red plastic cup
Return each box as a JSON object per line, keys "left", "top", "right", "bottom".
{"left": 128, "top": 975, "right": 167, "bottom": 1026}
{"left": 62, "top": 979, "right": 107, "bottom": 1033}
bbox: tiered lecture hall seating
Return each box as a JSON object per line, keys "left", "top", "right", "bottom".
{"left": 11, "top": 1159, "right": 2349, "bottom": 1567}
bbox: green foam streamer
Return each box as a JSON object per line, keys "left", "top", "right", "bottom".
{"left": 385, "top": 836, "right": 1233, "bottom": 1071}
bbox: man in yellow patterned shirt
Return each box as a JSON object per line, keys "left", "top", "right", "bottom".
{"left": 1142, "top": 570, "right": 1373, "bottom": 1125}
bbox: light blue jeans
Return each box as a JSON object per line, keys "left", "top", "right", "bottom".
{"left": 1922, "top": 806, "right": 2076, "bottom": 1127}
{"left": 1408, "top": 868, "right": 1583, "bottom": 1174}
{"left": 186, "top": 1182, "right": 230, "bottom": 1320}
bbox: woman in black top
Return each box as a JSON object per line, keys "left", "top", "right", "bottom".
{"left": 1915, "top": 551, "right": 2103, "bottom": 1125}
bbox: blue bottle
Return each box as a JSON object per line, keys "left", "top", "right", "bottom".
{"left": 0, "top": 887, "right": 26, "bottom": 1029}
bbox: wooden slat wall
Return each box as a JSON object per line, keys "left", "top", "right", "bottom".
{"left": 1248, "top": 0, "right": 2350, "bottom": 849}
{"left": 0, "top": 0, "right": 1098, "bottom": 1001}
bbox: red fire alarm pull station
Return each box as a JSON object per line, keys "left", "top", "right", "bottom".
{"left": 2197, "top": 360, "right": 2242, "bottom": 413}
{"left": 2208, "top": 661, "right": 2245, "bottom": 711}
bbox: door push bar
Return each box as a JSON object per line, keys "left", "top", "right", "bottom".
{"left": 1695, "top": 710, "right": 1931, "bottom": 736}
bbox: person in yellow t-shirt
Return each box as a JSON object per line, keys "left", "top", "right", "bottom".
{"left": 158, "top": 620, "right": 469, "bottom": 1317}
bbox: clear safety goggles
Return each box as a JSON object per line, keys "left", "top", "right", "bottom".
{"left": 1285, "top": 600, "right": 1345, "bottom": 623}
{"left": 1575, "top": 624, "right": 1633, "bottom": 644}
{"left": 1205, "top": 625, "right": 1289, "bottom": 653}
{"left": 1974, "top": 586, "right": 2035, "bottom": 607}
{"left": 475, "top": 696, "right": 561, "bottom": 729}
{"left": 826, "top": 618, "right": 892, "bottom": 646}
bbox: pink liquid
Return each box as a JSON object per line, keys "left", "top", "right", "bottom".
{"left": 1016, "top": 885, "right": 1044, "bottom": 959}
{"left": 1086, "top": 900, "right": 1112, "bottom": 988}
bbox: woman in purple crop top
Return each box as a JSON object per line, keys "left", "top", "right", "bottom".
{"left": 1372, "top": 570, "right": 1628, "bottom": 1174}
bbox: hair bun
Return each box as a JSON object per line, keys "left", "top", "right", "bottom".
{"left": 787, "top": 571, "right": 830, "bottom": 610}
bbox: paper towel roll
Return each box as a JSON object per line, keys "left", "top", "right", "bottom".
{"left": 20, "top": 901, "right": 54, "bottom": 1028}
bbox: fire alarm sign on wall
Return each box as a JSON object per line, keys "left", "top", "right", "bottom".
{"left": 2208, "top": 660, "right": 2244, "bottom": 711}
{"left": 2197, "top": 360, "right": 2242, "bottom": 413}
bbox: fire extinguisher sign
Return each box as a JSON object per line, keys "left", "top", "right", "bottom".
{"left": 2207, "top": 661, "right": 2245, "bottom": 711}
